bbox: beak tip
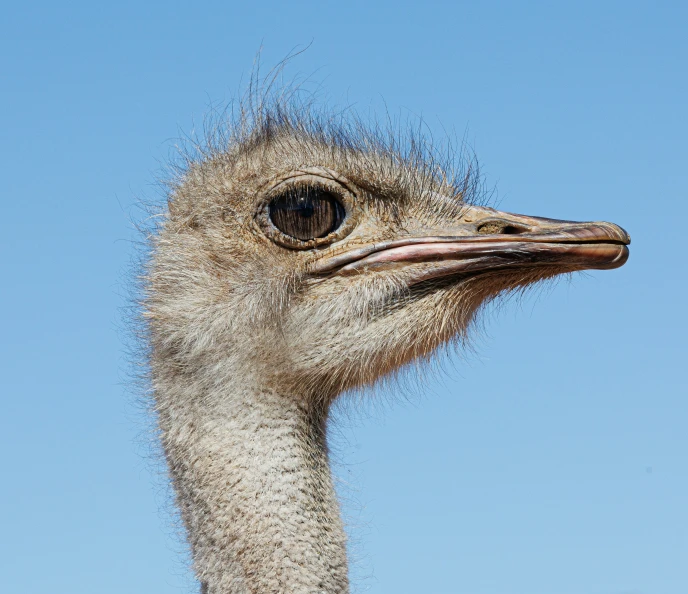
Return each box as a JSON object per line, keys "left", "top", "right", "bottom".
{"left": 594, "top": 244, "right": 630, "bottom": 270}
{"left": 603, "top": 221, "right": 631, "bottom": 245}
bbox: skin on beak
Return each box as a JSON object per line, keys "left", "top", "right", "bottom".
{"left": 311, "top": 205, "right": 630, "bottom": 285}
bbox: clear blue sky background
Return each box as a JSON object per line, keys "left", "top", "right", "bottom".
{"left": 2, "top": 2, "right": 686, "bottom": 593}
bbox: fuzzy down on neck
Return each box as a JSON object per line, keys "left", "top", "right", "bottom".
{"left": 158, "top": 383, "right": 349, "bottom": 594}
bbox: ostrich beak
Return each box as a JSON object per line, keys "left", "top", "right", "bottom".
{"left": 312, "top": 205, "right": 630, "bottom": 284}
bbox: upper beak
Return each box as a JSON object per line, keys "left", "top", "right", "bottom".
{"left": 311, "top": 205, "right": 630, "bottom": 284}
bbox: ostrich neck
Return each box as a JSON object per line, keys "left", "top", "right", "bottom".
{"left": 157, "top": 376, "right": 349, "bottom": 594}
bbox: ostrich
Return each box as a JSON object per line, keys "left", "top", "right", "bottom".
{"left": 143, "top": 97, "right": 630, "bottom": 594}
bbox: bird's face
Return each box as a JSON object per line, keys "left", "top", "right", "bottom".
{"left": 153, "top": 129, "right": 629, "bottom": 400}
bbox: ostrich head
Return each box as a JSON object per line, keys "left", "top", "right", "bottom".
{"left": 145, "top": 103, "right": 629, "bottom": 593}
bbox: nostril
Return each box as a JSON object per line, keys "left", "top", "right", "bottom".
{"left": 476, "top": 221, "right": 529, "bottom": 235}
{"left": 476, "top": 222, "right": 502, "bottom": 234}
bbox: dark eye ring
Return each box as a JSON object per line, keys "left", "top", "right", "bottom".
{"left": 269, "top": 186, "right": 345, "bottom": 241}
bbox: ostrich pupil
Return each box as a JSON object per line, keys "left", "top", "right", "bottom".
{"left": 269, "top": 187, "right": 345, "bottom": 240}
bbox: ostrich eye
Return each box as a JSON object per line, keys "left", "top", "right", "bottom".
{"left": 268, "top": 187, "right": 346, "bottom": 241}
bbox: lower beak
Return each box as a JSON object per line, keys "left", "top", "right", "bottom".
{"left": 311, "top": 205, "right": 630, "bottom": 284}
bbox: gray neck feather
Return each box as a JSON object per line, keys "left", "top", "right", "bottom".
{"left": 157, "top": 378, "right": 349, "bottom": 594}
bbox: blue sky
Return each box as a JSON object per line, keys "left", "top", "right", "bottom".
{"left": 1, "top": 1, "right": 686, "bottom": 593}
